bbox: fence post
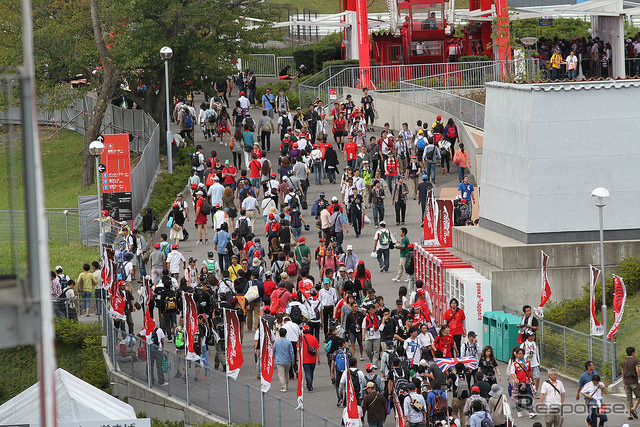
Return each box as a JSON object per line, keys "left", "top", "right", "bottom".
{"left": 563, "top": 327, "right": 567, "bottom": 370}
{"left": 46, "top": 211, "right": 50, "bottom": 240}
{"left": 247, "top": 384, "right": 251, "bottom": 421}
{"left": 9, "top": 210, "right": 14, "bottom": 242}
{"left": 611, "top": 341, "right": 617, "bottom": 382}
{"left": 64, "top": 210, "right": 69, "bottom": 244}
{"left": 588, "top": 335, "right": 593, "bottom": 361}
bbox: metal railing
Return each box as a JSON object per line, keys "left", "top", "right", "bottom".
{"left": 240, "top": 55, "right": 296, "bottom": 78}
{"left": 539, "top": 318, "right": 618, "bottom": 383}
{"left": 0, "top": 209, "right": 88, "bottom": 245}
{"left": 104, "top": 321, "right": 340, "bottom": 426}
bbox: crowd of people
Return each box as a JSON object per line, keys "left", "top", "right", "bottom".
{"left": 48, "top": 83, "right": 633, "bottom": 427}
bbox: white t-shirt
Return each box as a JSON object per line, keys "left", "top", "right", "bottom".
{"left": 166, "top": 251, "right": 185, "bottom": 274}
{"left": 566, "top": 55, "right": 578, "bottom": 70}
{"left": 374, "top": 228, "right": 395, "bottom": 250}
{"left": 242, "top": 196, "right": 259, "bottom": 211}
{"left": 141, "top": 328, "right": 165, "bottom": 350}
{"left": 124, "top": 261, "right": 134, "bottom": 281}
{"left": 521, "top": 340, "right": 540, "bottom": 367}
{"left": 581, "top": 380, "right": 604, "bottom": 402}
{"left": 282, "top": 321, "right": 300, "bottom": 342}
{"left": 213, "top": 210, "right": 228, "bottom": 230}
{"left": 417, "top": 331, "right": 434, "bottom": 349}
{"left": 404, "top": 337, "right": 421, "bottom": 365}
{"left": 540, "top": 379, "right": 565, "bottom": 407}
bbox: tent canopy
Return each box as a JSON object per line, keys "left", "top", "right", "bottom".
{"left": 0, "top": 368, "right": 136, "bottom": 423}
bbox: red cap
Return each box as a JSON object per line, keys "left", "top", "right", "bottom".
{"left": 264, "top": 305, "right": 270, "bottom": 312}
{"left": 291, "top": 292, "right": 298, "bottom": 299}
{"left": 366, "top": 363, "right": 373, "bottom": 370}
{"left": 437, "top": 115, "right": 442, "bottom": 120}
{"left": 408, "top": 243, "right": 414, "bottom": 249}
{"left": 240, "top": 91, "right": 245, "bottom": 95}
{"left": 171, "top": 244, "right": 178, "bottom": 249}
{"left": 459, "top": 199, "right": 467, "bottom": 203}
{"left": 154, "top": 243, "right": 161, "bottom": 249}
{"left": 319, "top": 238, "right": 325, "bottom": 242}
{"left": 298, "top": 237, "right": 306, "bottom": 243}
{"left": 102, "top": 210, "right": 109, "bottom": 216}
{"left": 271, "top": 172, "right": 276, "bottom": 178}
{"left": 417, "top": 289, "right": 425, "bottom": 295}
{"left": 302, "top": 324, "right": 310, "bottom": 332}
{"left": 118, "top": 280, "right": 126, "bottom": 286}
{"left": 269, "top": 213, "right": 275, "bottom": 219}
{"left": 216, "top": 202, "right": 221, "bottom": 207}
{"left": 471, "top": 386, "right": 480, "bottom": 393}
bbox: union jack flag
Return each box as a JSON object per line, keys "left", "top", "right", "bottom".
{"left": 434, "top": 357, "right": 478, "bottom": 372}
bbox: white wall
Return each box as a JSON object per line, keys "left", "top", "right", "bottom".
{"left": 481, "top": 80, "right": 640, "bottom": 242}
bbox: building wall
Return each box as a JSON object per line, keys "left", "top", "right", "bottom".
{"left": 480, "top": 80, "right": 640, "bottom": 243}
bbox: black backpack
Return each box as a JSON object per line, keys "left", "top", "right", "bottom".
{"left": 433, "top": 121, "right": 445, "bottom": 134}
{"left": 200, "top": 199, "right": 212, "bottom": 215}
{"left": 245, "top": 117, "right": 255, "bottom": 132}
{"left": 58, "top": 274, "right": 69, "bottom": 288}
{"left": 426, "top": 146, "right": 435, "bottom": 161}
{"left": 404, "top": 253, "right": 414, "bottom": 275}
{"left": 290, "top": 305, "right": 302, "bottom": 324}
{"left": 191, "top": 153, "right": 201, "bottom": 167}
{"left": 237, "top": 218, "right": 250, "bottom": 237}
{"left": 281, "top": 115, "right": 291, "bottom": 132}
{"left": 193, "top": 331, "right": 202, "bottom": 355}
{"left": 278, "top": 223, "right": 291, "bottom": 243}
{"left": 280, "top": 141, "right": 291, "bottom": 157}
{"left": 350, "top": 370, "right": 361, "bottom": 397}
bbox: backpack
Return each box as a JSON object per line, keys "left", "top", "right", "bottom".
{"left": 286, "top": 261, "right": 298, "bottom": 277}
{"left": 151, "top": 328, "right": 160, "bottom": 345}
{"left": 191, "top": 152, "right": 201, "bottom": 167}
{"left": 481, "top": 413, "right": 494, "bottom": 427}
{"left": 263, "top": 118, "right": 273, "bottom": 132}
{"left": 200, "top": 199, "right": 212, "bottom": 215}
{"left": 459, "top": 202, "right": 470, "bottom": 222}
{"left": 164, "top": 290, "right": 178, "bottom": 312}
{"left": 268, "top": 222, "right": 280, "bottom": 239}
{"left": 378, "top": 230, "right": 391, "bottom": 245}
{"left": 245, "top": 117, "right": 255, "bottom": 132}
{"left": 433, "top": 121, "right": 444, "bottom": 134}
{"left": 278, "top": 225, "right": 291, "bottom": 244}
{"left": 237, "top": 218, "right": 250, "bottom": 237}
{"left": 58, "top": 274, "right": 69, "bottom": 288}
{"left": 432, "top": 390, "right": 447, "bottom": 416}
{"left": 426, "top": 146, "right": 435, "bottom": 161}
{"left": 409, "top": 395, "right": 424, "bottom": 412}
{"left": 416, "top": 136, "right": 427, "bottom": 150}
{"left": 447, "top": 126, "right": 457, "bottom": 139}
{"left": 192, "top": 331, "right": 202, "bottom": 355}
{"left": 404, "top": 253, "right": 414, "bottom": 275}
{"left": 206, "top": 173, "right": 215, "bottom": 187}
{"left": 394, "top": 374, "right": 410, "bottom": 399}
{"left": 329, "top": 350, "right": 349, "bottom": 372}
{"left": 350, "top": 370, "right": 361, "bottom": 397}
{"left": 455, "top": 373, "right": 470, "bottom": 399}
{"left": 290, "top": 210, "right": 302, "bottom": 228}
{"left": 184, "top": 111, "right": 193, "bottom": 129}
{"left": 281, "top": 116, "right": 291, "bottom": 132}
{"left": 290, "top": 305, "right": 302, "bottom": 323}
{"left": 117, "top": 264, "right": 126, "bottom": 281}
{"left": 280, "top": 141, "right": 291, "bottom": 156}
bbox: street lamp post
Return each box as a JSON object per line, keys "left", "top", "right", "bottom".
{"left": 160, "top": 46, "right": 173, "bottom": 174}
{"left": 521, "top": 37, "right": 538, "bottom": 80}
{"left": 89, "top": 140, "right": 105, "bottom": 250}
{"left": 592, "top": 187, "right": 610, "bottom": 359}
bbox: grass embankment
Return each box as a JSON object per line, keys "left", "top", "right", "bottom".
{"left": 0, "top": 319, "right": 109, "bottom": 405}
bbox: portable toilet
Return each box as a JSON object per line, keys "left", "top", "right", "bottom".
{"left": 493, "top": 312, "right": 507, "bottom": 362}
{"left": 501, "top": 313, "right": 522, "bottom": 362}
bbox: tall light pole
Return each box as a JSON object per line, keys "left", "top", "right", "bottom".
{"left": 160, "top": 46, "right": 173, "bottom": 174}
{"left": 592, "top": 187, "right": 610, "bottom": 358}
{"left": 89, "top": 140, "right": 105, "bottom": 250}
{"left": 521, "top": 37, "right": 538, "bottom": 80}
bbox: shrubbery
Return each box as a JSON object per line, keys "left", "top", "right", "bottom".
{"left": 292, "top": 33, "right": 341, "bottom": 74}
{"left": 457, "top": 55, "right": 491, "bottom": 62}
{"left": 255, "top": 81, "right": 300, "bottom": 111}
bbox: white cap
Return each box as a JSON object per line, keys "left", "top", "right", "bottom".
{"left": 55, "top": 265, "right": 63, "bottom": 271}
{"left": 347, "top": 245, "right": 353, "bottom": 250}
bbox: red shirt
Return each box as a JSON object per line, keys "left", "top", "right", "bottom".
{"left": 301, "top": 332, "right": 319, "bottom": 364}
{"left": 263, "top": 279, "right": 277, "bottom": 296}
{"left": 344, "top": 142, "right": 358, "bottom": 161}
{"left": 434, "top": 334, "right": 455, "bottom": 357}
{"left": 443, "top": 308, "right": 466, "bottom": 336}
{"left": 195, "top": 198, "right": 207, "bottom": 225}
{"left": 335, "top": 298, "right": 347, "bottom": 319}
{"left": 319, "top": 142, "right": 331, "bottom": 159}
{"left": 333, "top": 118, "right": 346, "bottom": 133}
{"left": 298, "top": 278, "right": 314, "bottom": 299}
{"left": 222, "top": 165, "right": 237, "bottom": 185}
{"left": 413, "top": 299, "right": 431, "bottom": 323}
{"left": 249, "top": 159, "right": 262, "bottom": 178}
{"left": 385, "top": 158, "right": 398, "bottom": 176}
{"left": 514, "top": 359, "right": 532, "bottom": 383}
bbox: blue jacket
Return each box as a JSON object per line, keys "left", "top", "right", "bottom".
{"left": 243, "top": 278, "right": 264, "bottom": 303}
{"left": 274, "top": 337, "right": 295, "bottom": 365}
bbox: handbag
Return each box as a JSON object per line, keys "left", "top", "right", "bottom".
{"left": 453, "top": 153, "right": 461, "bottom": 165}
{"left": 228, "top": 207, "right": 237, "bottom": 218}
{"left": 244, "top": 282, "right": 260, "bottom": 303}
{"left": 363, "top": 215, "right": 371, "bottom": 225}
{"left": 166, "top": 216, "right": 174, "bottom": 228}
{"left": 171, "top": 222, "right": 182, "bottom": 232}
{"left": 303, "top": 334, "right": 317, "bottom": 356}
{"left": 229, "top": 139, "right": 235, "bottom": 150}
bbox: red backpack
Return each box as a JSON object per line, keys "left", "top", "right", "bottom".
{"left": 286, "top": 261, "right": 298, "bottom": 277}
{"left": 447, "top": 126, "right": 457, "bottom": 139}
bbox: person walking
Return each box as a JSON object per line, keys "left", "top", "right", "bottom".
{"left": 417, "top": 174, "right": 433, "bottom": 224}
{"left": 443, "top": 297, "right": 466, "bottom": 356}
{"left": 404, "top": 382, "right": 427, "bottom": 427}
{"left": 453, "top": 143, "right": 472, "bottom": 183}
{"left": 361, "top": 381, "right": 388, "bottom": 427}
{"left": 422, "top": 140, "right": 441, "bottom": 184}
{"left": 301, "top": 325, "right": 320, "bottom": 391}
{"left": 274, "top": 328, "right": 295, "bottom": 392}
{"left": 391, "top": 176, "right": 409, "bottom": 225}
{"left": 369, "top": 180, "right": 386, "bottom": 228}
{"left": 393, "top": 227, "right": 410, "bottom": 283}
{"left": 539, "top": 368, "right": 566, "bottom": 427}
{"left": 622, "top": 346, "right": 640, "bottom": 420}
{"left": 372, "top": 221, "right": 394, "bottom": 273}
{"left": 581, "top": 374, "right": 608, "bottom": 427}
{"left": 362, "top": 304, "right": 381, "bottom": 367}
{"left": 488, "top": 383, "right": 509, "bottom": 427}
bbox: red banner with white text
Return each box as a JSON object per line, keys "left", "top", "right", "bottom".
{"left": 225, "top": 309, "right": 244, "bottom": 379}
{"left": 260, "top": 318, "right": 274, "bottom": 392}
{"left": 607, "top": 275, "right": 627, "bottom": 340}
{"left": 436, "top": 200, "right": 453, "bottom": 247}
{"left": 184, "top": 293, "right": 200, "bottom": 361}
{"left": 423, "top": 190, "right": 435, "bottom": 241}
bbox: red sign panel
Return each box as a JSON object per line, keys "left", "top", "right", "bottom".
{"left": 101, "top": 134, "right": 131, "bottom": 193}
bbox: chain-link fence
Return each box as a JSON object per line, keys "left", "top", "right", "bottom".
{"left": 239, "top": 55, "right": 297, "bottom": 78}
{"left": 539, "top": 318, "right": 618, "bottom": 383}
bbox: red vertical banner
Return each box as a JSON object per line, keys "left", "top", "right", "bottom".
{"left": 423, "top": 190, "right": 435, "bottom": 241}
{"left": 184, "top": 294, "right": 200, "bottom": 361}
{"left": 102, "top": 244, "right": 116, "bottom": 295}
{"left": 260, "top": 318, "right": 274, "bottom": 392}
{"left": 392, "top": 386, "right": 406, "bottom": 427}
{"left": 101, "top": 134, "right": 133, "bottom": 222}
{"left": 590, "top": 265, "right": 604, "bottom": 336}
{"left": 436, "top": 200, "right": 453, "bottom": 247}
{"left": 344, "top": 365, "right": 360, "bottom": 424}
{"left": 296, "top": 334, "right": 304, "bottom": 409}
{"left": 607, "top": 275, "right": 627, "bottom": 340}
{"left": 225, "top": 309, "right": 244, "bottom": 379}
{"left": 539, "top": 251, "right": 552, "bottom": 309}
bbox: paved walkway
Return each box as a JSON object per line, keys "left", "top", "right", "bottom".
{"left": 97, "top": 80, "right": 630, "bottom": 426}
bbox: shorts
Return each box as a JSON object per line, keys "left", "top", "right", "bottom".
{"left": 531, "top": 366, "right": 541, "bottom": 379}
{"left": 348, "top": 331, "right": 362, "bottom": 346}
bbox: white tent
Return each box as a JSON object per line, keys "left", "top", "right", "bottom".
{"left": 0, "top": 368, "right": 138, "bottom": 424}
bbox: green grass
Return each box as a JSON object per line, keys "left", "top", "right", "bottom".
{"left": 0, "top": 319, "right": 108, "bottom": 405}
{"left": 0, "top": 127, "right": 97, "bottom": 210}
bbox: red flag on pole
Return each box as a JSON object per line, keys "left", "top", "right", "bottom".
{"left": 423, "top": 189, "right": 435, "bottom": 241}
{"left": 225, "top": 309, "right": 244, "bottom": 379}
{"left": 344, "top": 365, "right": 360, "bottom": 425}
{"left": 260, "top": 317, "right": 274, "bottom": 392}
{"left": 392, "top": 385, "right": 406, "bottom": 427}
{"left": 436, "top": 200, "right": 453, "bottom": 247}
{"left": 140, "top": 304, "right": 156, "bottom": 337}
{"left": 183, "top": 293, "right": 200, "bottom": 361}
{"left": 607, "top": 275, "right": 627, "bottom": 340}
{"left": 296, "top": 334, "right": 304, "bottom": 409}
{"left": 539, "top": 251, "right": 552, "bottom": 309}
{"left": 590, "top": 265, "right": 604, "bottom": 336}
{"left": 109, "top": 279, "right": 126, "bottom": 321}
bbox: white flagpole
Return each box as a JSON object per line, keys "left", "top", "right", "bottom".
{"left": 224, "top": 309, "right": 232, "bottom": 425}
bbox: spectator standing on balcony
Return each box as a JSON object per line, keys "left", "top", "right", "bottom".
{"left": 566, "top": 50, "right": 578, "bottom": 80}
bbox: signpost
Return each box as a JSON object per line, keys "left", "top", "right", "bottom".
{"left": 538, "top": 18, "right": 553, "bottom": 26}
{"left": 101, "top": 134, "right": 133, "bottom": 223}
